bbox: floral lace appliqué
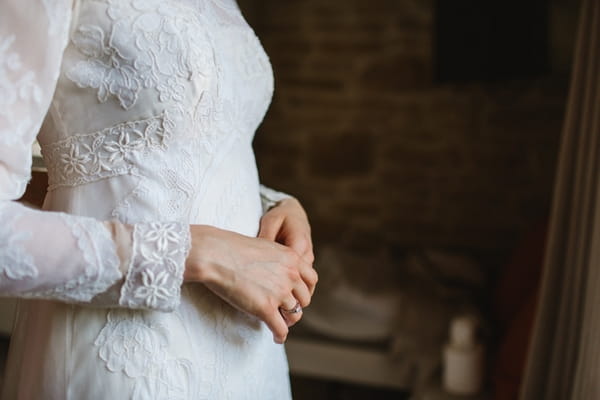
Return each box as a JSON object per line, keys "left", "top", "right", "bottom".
{"left": 43, "top": 112, "right": 174, "bottom": 190}
{"left": 95, "top": 310, "right": 195, "bottom": 399}
{"left": 120, "top": 221, "right": 190, "bottom": 310}
{"left": 134, "top": 269, "right": 171, "bottom": 308}
{"left": 67, "top": 0, "right": 214, "bottom": 110}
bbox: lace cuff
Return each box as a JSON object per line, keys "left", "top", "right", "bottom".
{"left": 259, "top": 184, "right": 292, "bottom": 214}
{"left": 119, "top": 222, "right": 191, "bottom": 311}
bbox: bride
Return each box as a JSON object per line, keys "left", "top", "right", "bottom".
{"left": 0, "top": 0, "right": 317, "bottom": 398}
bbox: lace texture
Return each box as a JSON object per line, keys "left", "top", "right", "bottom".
{"left": 120, "top": 222, "right": 190, "bottom": 310}
{"left": 67, "top": 0, "right": 214, "bottom": 110}
{"left": 0, "top": 35, "right": 42, "bottom": 142}
{"left": 43, "top": 112, "right": 174, "bottom": 190}
{"left": 0, "top": 205, "right": 38, "bottom": 280}
{"left": 95, "top": 310, "right": 195, "bottom": 399}
{"left": 22, "top": 214, "right": 122, "bottom": 302}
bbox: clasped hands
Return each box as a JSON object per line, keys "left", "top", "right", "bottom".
{"left": 185, "top": 198, "right": 317, "bottom": 344}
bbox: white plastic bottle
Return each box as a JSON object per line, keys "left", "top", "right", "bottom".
{"left": 442, "top": 315, "right": 484, "bottom": 395}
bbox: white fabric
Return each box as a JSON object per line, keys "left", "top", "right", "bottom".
{"left": 0, "top": 0, "right": 291, "bottom": 398}
{"left": 259, "top": 184, "right": 292, "bottom": 213}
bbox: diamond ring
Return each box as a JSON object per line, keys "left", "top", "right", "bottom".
{"left": 280, "top": 302, "right": 302, "bottom": 314}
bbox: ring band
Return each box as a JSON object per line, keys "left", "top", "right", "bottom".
{"left": 281, "top": 302, "right": 302, "bottom": 314}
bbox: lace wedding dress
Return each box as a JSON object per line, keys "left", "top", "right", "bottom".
{"left": 0, "top": 0, "right": 292, "bottom": 398}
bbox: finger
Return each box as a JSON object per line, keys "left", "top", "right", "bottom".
{"left": 286, "top": 237, "right": 313, "bottom": 265}
{"left": 264, "top": 308, "right": 289, "bottom": 344}
{"left": 305, "top": 268, "right": 318, "bottom": 296}
{"left": 279, "top": 297, "right": 303, "bottom": 327}
{"left": 280, "top": 232, "right": 314, "bottom": 268}
{"left": 297, "top": 258, "right": 318, "bottom": 295}
{"left": 302, "top": 248, "right": 315, "bottom": 264}
{"left": 278, "top": 221, "right": 311, "bottom": 253}
{"left": 292, "top": 280, "right": 312, "bottom": 308}
{"left": 281, "top": 296, "right": 300, "bottom": 312}
{"left": 258, "top": 214, "right": 283, "bottom": 241}
{"left": 281, "top": 308, "right": 303, "bottom": 327}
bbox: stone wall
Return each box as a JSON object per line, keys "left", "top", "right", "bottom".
{"left": 239, "top": 0, "right": 569, "bottom": 281}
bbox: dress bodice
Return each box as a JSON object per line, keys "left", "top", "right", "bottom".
{"left": 40, "top": 0, "right": 274, "bottom": 228}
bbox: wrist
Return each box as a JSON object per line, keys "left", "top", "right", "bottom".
{"left": 184, "top": 225, "right": 228, "bottom": 285}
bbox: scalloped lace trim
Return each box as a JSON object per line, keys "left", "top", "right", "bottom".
{"left": 0, "top": 205, "right": 38, "bottom": 280}
{"left": 23, "top": 214, "right": 122, "bottom": 302}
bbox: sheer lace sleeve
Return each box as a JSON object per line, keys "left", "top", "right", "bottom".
{"left": 0, "top": 0, "right": 190, "bottom": 311}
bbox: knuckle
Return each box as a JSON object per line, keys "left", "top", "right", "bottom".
{"left": 277, "top": 286, "right": 289, "bottom": 300}
{"left": 287, "top": 267, "right": 301, "bottom": 282}
{"left": 274, "top": 281, "right": 290, "bottom": 299}
{"left": 295, "top": 236, "right": 309, "bottom": 252}
{"left": 283, "top": 247, "right": 298, "bottom": 262}
{"left": 257, "top": 298, "right": 275, "bottom": 318}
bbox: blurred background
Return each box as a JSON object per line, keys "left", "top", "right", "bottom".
{"left": 238, "top": 0, "right": 580, "bottom": 399}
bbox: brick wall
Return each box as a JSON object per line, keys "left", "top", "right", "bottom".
{"left": 239, "top": 1, "right": 569, "bottom": 283}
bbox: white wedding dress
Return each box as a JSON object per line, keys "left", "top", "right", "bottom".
{"left": 0, "top": 0, "right": 293, "bottom": 398}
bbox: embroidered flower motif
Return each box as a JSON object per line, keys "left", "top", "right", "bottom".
{"left": 95, "top": 311, "right": 168, "bottom": 378}
{"left": 134, "top": 269, "right": 172, "bottom": 308}
{"left": 66, "top": 24, "right": 142, "bottom": 109}
{"left": 44, "top": 113, "right": 172, "bottom": 190}
{"left": 60, "top": 142, "right": 89, "bottom": 176}
{"left": 99, "top": 221, "right": 191, "bottom": 396}
{"left": 95, "top": 311, "right": 194, "bottom": 398}
{"left": 119, "top": 221, "right": 188, "bottom": 311}
{"left": 102, "top": 124, "right": 145, "bottom": 164}
{"left": 67, "top": 0, "right": 213, "bottom": 110}
{"left": 142, "top": 222, "right": 183, "bottom": 254}
{"left": 138, "top": 222, "right": 185, "bottom": 273}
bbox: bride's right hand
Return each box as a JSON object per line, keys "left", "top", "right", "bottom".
{"left": 184, "top": 225, "right": 317, "bottom": 344}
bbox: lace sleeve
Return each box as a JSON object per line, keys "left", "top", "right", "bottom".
{"left": 0, "top": 0, "right": 189, "bottom": 312}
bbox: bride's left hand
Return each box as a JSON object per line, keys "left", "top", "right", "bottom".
{"left": 258, "top": 197, "right": 316, "bottom": 325}
{"left": 258, "top": 197, "right": 314, "bottom": 267}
